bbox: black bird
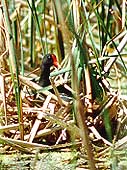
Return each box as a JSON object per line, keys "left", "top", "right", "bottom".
{"left": 39, "top": 53, "right": 72, "bottom": 102}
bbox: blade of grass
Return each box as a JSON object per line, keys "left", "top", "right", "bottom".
{"left": 29, "top": 0, "right": 35, "bottom": 67}
{"left": 26, "top": 0, "right": 45, "bottom": 54}
{"left": 43, "top": 0, "right": 48, "bottom": 54}
{"left": 17, "top": 12, "right": 24, "bottom": 76}
{"left": 82, "top": 1, "right": 102, "bottom": 74}
{"left": 52, "top": 1, "right": 65, "bottom": 63}
{"left": 103, "top": 108, "right": 112, "bottom": 142}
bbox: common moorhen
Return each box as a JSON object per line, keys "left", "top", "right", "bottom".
{"left": 39, "top": 53, "right": 72, "bottom": 102}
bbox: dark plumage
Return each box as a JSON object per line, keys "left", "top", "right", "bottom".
{"left": 39, "top": 53, "right": 72, "bottom": 102}
{"left": 39, "top": 54, "right": 58, "bottom": 87}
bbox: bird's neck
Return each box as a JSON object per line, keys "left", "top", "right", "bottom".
{"left": 39, "top": 65, "right": 51, "bottom": 87}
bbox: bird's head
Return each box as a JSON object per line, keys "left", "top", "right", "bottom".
{"left": 42, "top": 53, "right": 58, "bottom": 68}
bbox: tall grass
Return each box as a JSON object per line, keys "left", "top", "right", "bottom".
{"left": 1, "top": 0, "right": 24, "bottom": 139}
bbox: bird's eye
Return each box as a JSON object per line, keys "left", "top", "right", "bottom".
{"left": 47, "top": 55, "right": 51, "bottom": 59}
